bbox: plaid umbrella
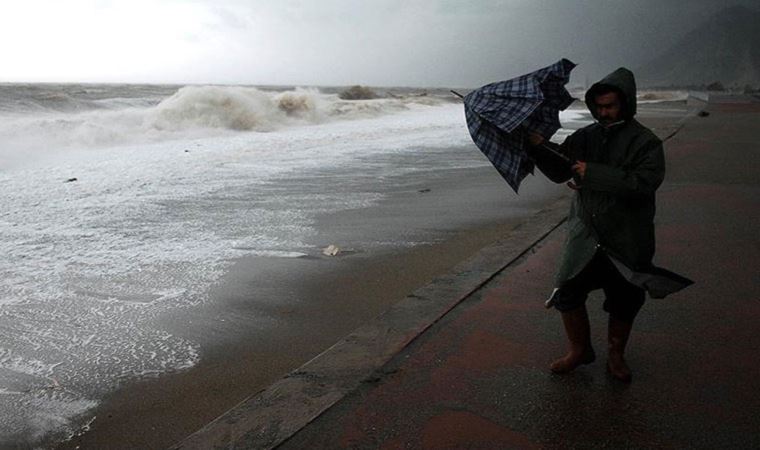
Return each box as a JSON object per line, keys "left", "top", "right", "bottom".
{"left": 463, "top": 58, "right": 577, "bottom": 192}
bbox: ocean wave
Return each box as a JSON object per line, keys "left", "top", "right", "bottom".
{"left": 0, "top": 86, "right": 448, "bottom": 166}
{"left": 0, "top": 84, "right": 169, "bottom": 115}
{"left": 147, "top": 85, "right": 448, "bottom": 131}
{"left": 148, "top": 86, "right": 324, "bottom": 131}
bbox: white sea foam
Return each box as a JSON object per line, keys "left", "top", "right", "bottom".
{"left": 637, "top": 90, "right": 689, "bottom": 103}
{"left": 0, "top": 85, "right": 449, "bottom": 168}
{"left": 0, "top": 91, "right": 588, "bottom": 445}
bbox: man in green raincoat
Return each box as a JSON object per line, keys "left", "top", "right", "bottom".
{"left": 528, "top": 67, "right": 665, "bottom": 383}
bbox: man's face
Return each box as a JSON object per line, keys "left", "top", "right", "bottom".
{"left": 594, "top": 92, "right": 622, "bottom": 126}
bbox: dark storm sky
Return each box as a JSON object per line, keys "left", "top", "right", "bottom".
{"left": 1, "top": 0, "right": 756, "bottom": 86}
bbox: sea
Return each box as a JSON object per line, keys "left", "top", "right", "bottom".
{"left": 0, "top": 82, "right": 590, "bottom": 445}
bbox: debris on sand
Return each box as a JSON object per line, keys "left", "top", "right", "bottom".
{"left": 322, "top": 244, "right": 341, "bottom": 256}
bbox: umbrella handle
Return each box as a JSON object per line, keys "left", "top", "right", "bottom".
{"left": 450, "top": 90, "right": 465, "bottom": 99}
{"left": 538, "top": 143, "right": 572, "bottom": 164}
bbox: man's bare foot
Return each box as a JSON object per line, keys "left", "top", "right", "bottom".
{"left": 550, "top": 347, "right": 596, "bottom": 374}
{"left": 607, "top": 352, "right": 632, "bottom": 383}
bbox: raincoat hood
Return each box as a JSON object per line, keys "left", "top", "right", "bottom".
{"left": 585, "top": 67, "right": 637, "bottom": 121}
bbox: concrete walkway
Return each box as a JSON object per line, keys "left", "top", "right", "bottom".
{"left": 176, "top": 98, "right": 760, "bottom": 449}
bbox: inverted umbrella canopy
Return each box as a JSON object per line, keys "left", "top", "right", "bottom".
{"left": 463, "top": 58, "right": 577, "bottom": 192}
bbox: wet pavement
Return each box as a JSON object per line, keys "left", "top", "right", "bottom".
{"left": 177, "top": 97, "right": 760, "bottom": 449}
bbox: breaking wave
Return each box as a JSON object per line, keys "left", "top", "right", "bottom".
{"left": 0, "top": 85, "right": 449, "bottom": 166}
{"left": 149, "top": 86, "right": 324, "bottom": 131}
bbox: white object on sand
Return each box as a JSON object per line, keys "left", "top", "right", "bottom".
{"left": 322, "top": 244, "right": 341, "bottom": 256}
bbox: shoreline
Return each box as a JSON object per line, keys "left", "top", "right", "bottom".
{"left": 57, "top": 163, "right": 569, "bottom": 449}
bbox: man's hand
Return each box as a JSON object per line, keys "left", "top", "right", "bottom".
{"left": 572, "top": 161, "right": 587, "bottom": 179}
{"left": 528, "top": 132, "right": 545, "bottom": 146}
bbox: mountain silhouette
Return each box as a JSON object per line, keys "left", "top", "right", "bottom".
{"left": 637, "top": 6, "right": 760, "bottom": 88}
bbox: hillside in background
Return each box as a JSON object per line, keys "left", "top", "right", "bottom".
{"left": 637, "top": 6, "right": 760, "bottom": 89}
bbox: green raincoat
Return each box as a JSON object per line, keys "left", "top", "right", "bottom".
{"left": 533, "top": 68, "right": 666, "bottom": 286}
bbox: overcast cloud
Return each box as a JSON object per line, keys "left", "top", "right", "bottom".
{"left": 1, "top": 0, "right": 756, "bottom": 87}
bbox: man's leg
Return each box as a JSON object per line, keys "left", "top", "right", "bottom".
{"left": 602, "top": 258, "right": 646, "bottom": 383}
{"left": 607, "top": 315, "right": 633, "bottom": 382}
{"left": 550, "top": 255, "right": 601, "bottom": 374}
{"left": 551, "top": 305, "right": 596, "bottom": 374}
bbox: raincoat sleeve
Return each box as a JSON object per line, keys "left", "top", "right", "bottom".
{"left": 583, "top": 138, "right": 665, "bottom": 197}
{"left": 529, "top": 137, "right": 573, "bottom": 183}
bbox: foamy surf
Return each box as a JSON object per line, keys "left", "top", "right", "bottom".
{"left": 0, "top": 84, "right": 453, "bottom": 168}
{"left": 0, "top": 83, "right": 589, "bottom": 446}
{"left": 637, "top": 90, "right": 689, "bottom": 103}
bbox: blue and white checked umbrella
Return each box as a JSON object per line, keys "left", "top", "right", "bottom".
{"left": 463, "top": 59, "right": 577, "bottom": 192}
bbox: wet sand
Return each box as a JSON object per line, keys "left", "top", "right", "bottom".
{"left": 57, "top": 160, "right": 569, "bottom": 449}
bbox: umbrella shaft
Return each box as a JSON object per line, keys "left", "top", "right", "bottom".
{"left": 539, "top": 143, "right": 571, "bottom": 163}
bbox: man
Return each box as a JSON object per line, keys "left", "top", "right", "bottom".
{"left": 528, "top": 67, "right": 665, "bottom": 383}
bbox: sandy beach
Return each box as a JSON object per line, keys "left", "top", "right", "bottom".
{"left": 54, "top": 161, "right": 569, "bottom": 448}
